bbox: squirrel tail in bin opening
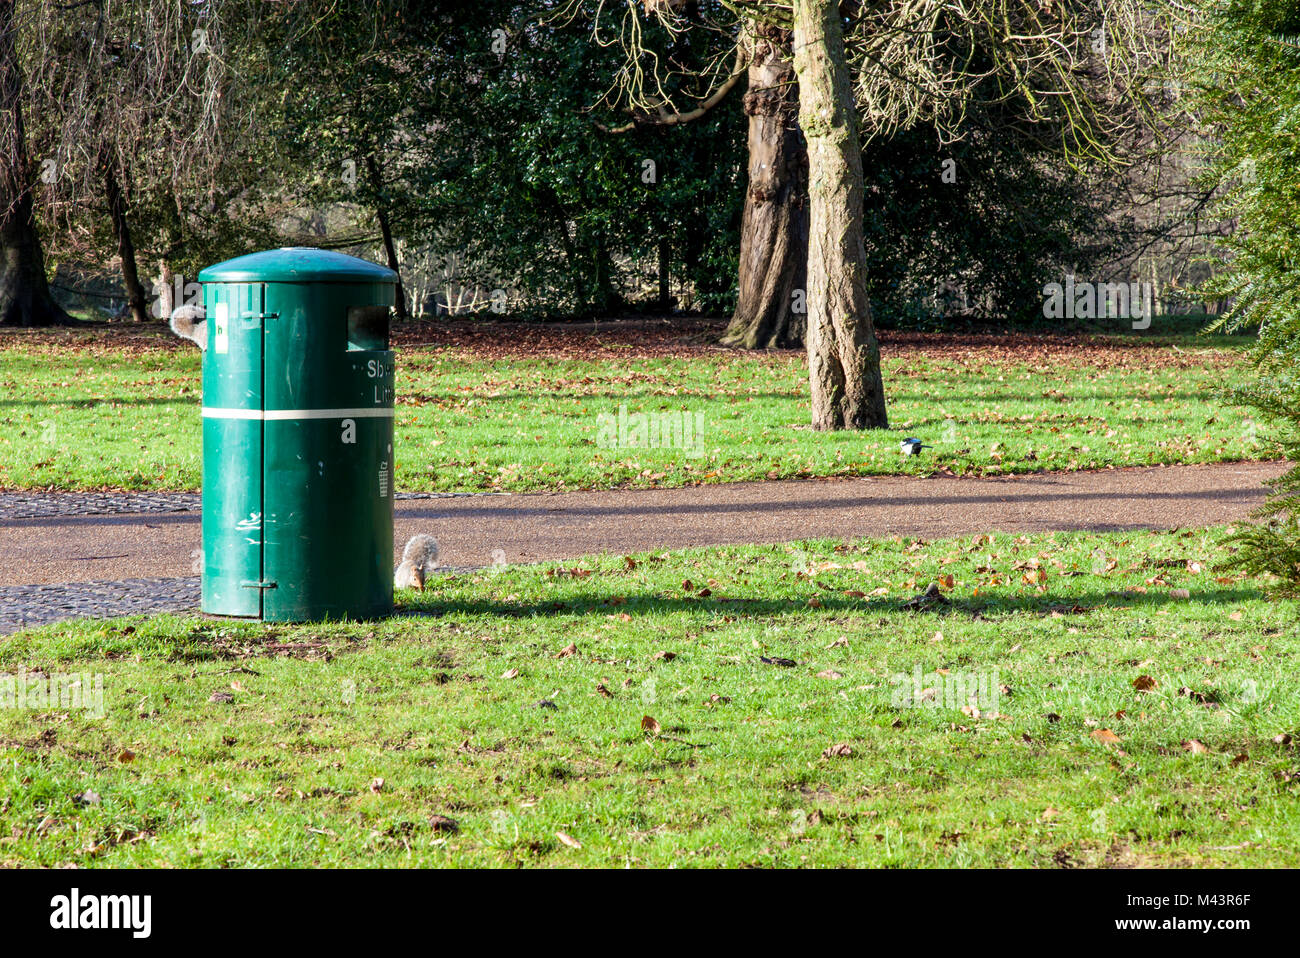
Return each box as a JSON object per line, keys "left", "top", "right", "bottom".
{"left": 169, "top": 305, "right": 207, "bottom": 350}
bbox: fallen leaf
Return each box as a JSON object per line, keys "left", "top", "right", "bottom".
{"left": 209, "top": 691, "right": 234, "bottom": 704}
{"left": 556, "top": 643, "right": 577, "bottom": 659}
{"left": 1182, "top": 739, "right": 1209, "bottom": 754}
{"left": 1169, "top": 588, "right": 1190, "bottom": 600}
{"left": 822, "top": 743, "right": 853, "bottom": 758}
{"left": 1091, "top": 728, "right": 1122, "bottom": 745}
{"left": 501, "top": 668, "right": 519, "bottom": 680}
{"left": 594, "top": 683, "right": 614, "bottom": 698}
{"left": 556, "top": 831, "right": 582, "bottom": 849}
{"left": 1132, "top": 675, "right": 1158, "bottom": 693}
{"left": 117, "top": 748, "right": 135, "bottom": 764}
{"left": 816, "top": 669, "right": 843, "bottom": 680}
{"left": 641, "top": 715, "right": 661, "bottom": 735}
{"left": 651, "top": 651, "right": 676, "bottom": 662}
{"left": 370, "top": 777, "right": 385, "bottom": 793}
{"left": 1274, "top": 733, "right": 1293, "bottom": 746}
{"left": 1231, "top": 753, "right": 1249, "bottom": 767}
{"left": 760, "top": 656, "right": 797, "bottom": 668}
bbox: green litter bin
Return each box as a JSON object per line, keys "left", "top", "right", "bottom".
{"left": 197, "top": 248, "right": 397, "bottom": 622}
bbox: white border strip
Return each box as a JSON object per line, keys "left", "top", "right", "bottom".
{"left": 202, "top": 407, "right": 394, "bottom": 420}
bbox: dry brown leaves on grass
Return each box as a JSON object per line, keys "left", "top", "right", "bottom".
{"left": 2, "top": 318, "right": 1241, "bottom": 370}
{"left": 402, "top": 322, "right": 1241, "bottom": 371}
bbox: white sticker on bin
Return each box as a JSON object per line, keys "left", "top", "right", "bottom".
{"left": 201, "top": 407, "right": 394, "bottom": 420}
{"left": 213, "top": 302, "right": 228, "bottom": 354}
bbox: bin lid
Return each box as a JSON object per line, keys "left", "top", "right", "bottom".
{"left": 198, "top": 248, "right": 398, "bottom": 284}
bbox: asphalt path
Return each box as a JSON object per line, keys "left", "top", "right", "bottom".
{"left": 2, "top": 462, "right": 1284, "bottom": 588}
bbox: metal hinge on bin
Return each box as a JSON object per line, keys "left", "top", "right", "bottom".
{"left": 240, "top": 580, "right": 279, "bottom": 590}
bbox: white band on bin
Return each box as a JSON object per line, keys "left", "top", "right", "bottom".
{"left": 201, "top": 407, "right": 394, "bottom": 420}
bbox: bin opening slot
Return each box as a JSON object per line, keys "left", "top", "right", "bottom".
{"left": 347, "top": 305, "right": 390, "bottom": 351}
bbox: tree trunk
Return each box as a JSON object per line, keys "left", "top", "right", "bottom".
{"left": 542, "top": 188, "right": 582, "bottom": 308}
{"left": 0, "top": 0, "right": 71, "bottom": 327}
{"left": 156, "top": 259, "right": 174, "bottom": 320}
{"left": 102, "top": 150, "right": 149, "bottom": 323}
{"left": 721, "top": 24, "right": 808, "bottom": 349}
{"left": 656, "top": 235, "right": 671, "bottom": 308}
{"left": 791, "top": 0, "right": 888, "bottom": 430}
{"left": 365, "top": 154, "right": 409, "bottom": 320}
{"left": 589, "top": 229, "right": 619, "bottom": 314}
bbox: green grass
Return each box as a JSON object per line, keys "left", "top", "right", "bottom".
{"left": 2, "top": 527, "right": 1298, "bottom": 867}
{"left": 0, "top": 335, "right": 1271, "bottom": 492}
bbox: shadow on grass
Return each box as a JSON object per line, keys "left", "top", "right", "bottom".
{"left": 0, "top": 395, "right": 200, "bottom": 409}
{"left": 890, "top": 389, "right": 1228, "bottom": 404}
{"left": 395, "top": 385, "right": 1228, "bottom": 406}
{"left": 393, "top": 584, "right": 1264, "bottom": 624}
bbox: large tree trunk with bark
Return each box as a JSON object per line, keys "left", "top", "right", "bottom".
{"left": 790, "top": 0, "right": 888, "bottom": 430}
{"left": 102, "top": 150, "right": 149, "bottom": 323}
{"left": 720, "top": 24, "right": 808, "bottom": 349}
{"left": 0, "top": 0, "right": 71, "bottom": 327}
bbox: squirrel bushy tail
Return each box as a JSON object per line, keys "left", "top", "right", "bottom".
{"left": 395, "top": 534, "right": 440, "bottom": 590}
{"left": 169, "top": 305, "right": 207, "bottom": 350}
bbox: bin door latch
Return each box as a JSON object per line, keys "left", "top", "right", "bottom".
{"left": 239, "top": 579, "right": 279, "bottom": 591}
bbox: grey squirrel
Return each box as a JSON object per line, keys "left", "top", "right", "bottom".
{"left": 169, "top": 305, "right": 207, "bottom": 350}
{"left": 394, "top": 534, "right": 440, "bottom": 590}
